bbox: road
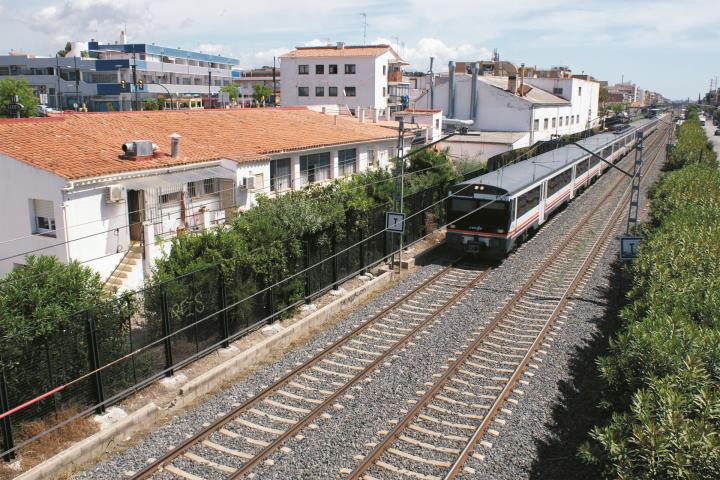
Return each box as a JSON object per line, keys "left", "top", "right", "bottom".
{"left": 704, "top": 122, "right": 720, "bottom": 164}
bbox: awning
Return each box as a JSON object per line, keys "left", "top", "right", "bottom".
{"left": 121, "top": 165, "right": 237, "bottom": 190}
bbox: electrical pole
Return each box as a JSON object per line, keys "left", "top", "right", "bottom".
{"left": 429, "top": 57, "right": 434, "bottom": 109}
{"left": 393, "top": 119, "right": 405, "bottom": 274}
{"left": 626, "top": 130, "right": 644, "bottom": 234}
{"left": 208, "top": 69, "right": 212, "bottom": 108}
{"left": 272, "top": 56, "right": 277, "bottom": 105}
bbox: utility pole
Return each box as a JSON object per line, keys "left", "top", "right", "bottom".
{"left": 429, "top": 57, "right": 434, "bottom": 109}
{"left": 208, "top": 69, "right": 212, "bottom": 108}
{"left": 74, "top": 55, "right": 80, "bottom": 111}
{"left": 393, "top": 119, "right": 405, "bottom": 274}
{"left": 361, "top": 13, "right": 367, "bottom": 45}
{"left": 272, "top": 56, "right": 277, "bottom": 105}
{"left": 626, "top": 130, "right": 644, "bottom": 234}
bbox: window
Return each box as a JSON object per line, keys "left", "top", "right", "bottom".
{"left": 31, "top": 199, "right": 56, "bottom": 236}
{"left": 159, "top": 191, "right": 182, "bottom": 204}
{"left": 543, "top": 118, "right": 549, "bottom": 129}
{"left": 383, "top": 65, "right": 387, "bottom": 75}
{"left": 344, "top": 64, "right": 356, "bottom": 74}
{"left": 578, "top": 86, "right": 582, "bottom": 96}
{"left": 566, "top": 115, "right": 570, "bottom": 125}
{"left": 553, "top": 87, "right": 563, "bottom": 95}
{"left": 254, "top": 173, "right": 264, "bottom": 190}
{"left": 328, "top": 86, "right": 338, "bottom": 97}
{"left": 571, "top": 116, "right": 574, "bottom": 125}
{"left": 552, "top": 117, "right": 556, "bottom": 128}
{"left": 338, "top": 148, "right": 357, "bottom": 176}
{"left": 329, "top": 64, "right": 338, "bottom": 74}
{"left": 382, "top": 87, "right": 386, "bottom": 97}
{"left": 367, "top": 149, "right": 377, "bottom": 167}
{"left": 435, "top": 119, "right": 440, "bottom": 129}
{"left": 547, "top": 169, "right": 572, "bottom": 197}
{"left": 270, "top": 158, "right": 291, "bottom": 191}
{"left": 534, "top": 119, "right": 540, "bottom": 131}
{"left": 316, "top": 86, "right": 324, "bottom": 96}
{"left": 315, "top": 64, "right": 324, "bottom": 74}
{"left": 298, "top": 86, "right": 309, "bottom": 96}
{"left": 299, "top": 152, "right": 331, "bottom": 185}
{"left": 203, "top": 178, "right": 217, "bottom": 195}
{"left": 576, "top": 114, "right": 580, "bottom": 123}
{"left": 516, "top": 187, "right": 541, "bottom": 218}
{"left": 298, "top": 64, "right": 309, "bottom": 74}
{"left": 344, "top": 86, "right": 356, "bottom": 97}
{"left": 576, "top": 158, "right": 589, "bottom": 176}
{"left": 559, "top": 117, "right": 563, "bottom": 127}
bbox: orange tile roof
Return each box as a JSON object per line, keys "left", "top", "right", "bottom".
{"left": 0, "top": 108, "right": 401, "bottom": 180}
{"left": 280, "top": 45, "right": 396, "bottom": 59}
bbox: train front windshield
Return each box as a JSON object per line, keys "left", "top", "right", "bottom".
{"left": 449, "top": 198, "right": 510, "bottom": 233}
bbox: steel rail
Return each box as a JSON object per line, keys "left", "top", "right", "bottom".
{"left": 443, "top": 124, "right": 671, "bottom": 479}
{"left": 349, "top": 122, "right": 670, "bottom": 480}
{"left": 131, "top": 260, "right": 489, "bottom": 479}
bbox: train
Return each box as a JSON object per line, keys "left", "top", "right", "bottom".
{"left": 446, "top": 117, "right": 661, "bottom": 257}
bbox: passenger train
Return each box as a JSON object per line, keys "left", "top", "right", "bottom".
{"left": 446, "top": 117, "right": 661, "bottom": 256}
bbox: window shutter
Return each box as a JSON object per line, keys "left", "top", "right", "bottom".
{"left": 33, "top": 199, "right": 54, "bottom": 219}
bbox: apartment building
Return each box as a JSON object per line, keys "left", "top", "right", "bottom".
{"left": 280, "top": 43, "right": 409, "bottom": 114}
{"left": 0, "top": 33, "right": 239, "bottom": 111}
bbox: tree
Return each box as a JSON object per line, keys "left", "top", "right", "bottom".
{"left": 0, "top": 77, "right": 39, "bottom": 118}
{"left": 143, "top": 98, "right": 161, "bottom": 110}
{"left": 56, "top": 42, "right": 71, "bottom": 58}
{"left": 599, "top": 86, "right": 608, "bottom": 106}
{"left": 0, "top": 255, "right": 112, "bottom": 341}
{"left": 220, "top": 84, "right": 239, "bottom": 101}
{"left": 252, "top": 84, "right": 273, "bottom": 105}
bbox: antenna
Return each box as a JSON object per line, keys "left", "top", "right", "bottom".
{"left": 393, "top": 36, "right": 400, "bottom": 52}
{"left": 361, "top": 13, "right": 368, "bottom": 45}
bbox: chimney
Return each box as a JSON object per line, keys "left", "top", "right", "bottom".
{"left": 359, "top": 108, "right": 365, "bottom": 123}
{"left": 373, "top": 108, "right": 379, "bottom": 123}
{"left": 470, "top": 62, "right": 479, "bottom": 121}
{"left": 508, "top": 74, "right": 518, "bottom": 95}
{"left": 336, "top": 42, "right": 345, "bottom": 50}
{"left": 519, "top": 63, "right": 525, "bottom": 97}
{"left": 170, "top": 133, "right": 181, "bottom": 159}
{"left": 448, "top": 61, "right": 456, "bottom": 118}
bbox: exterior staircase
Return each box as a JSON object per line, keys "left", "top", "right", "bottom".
{"left": 106, "top": 242, "right": 143, "bottom": 292}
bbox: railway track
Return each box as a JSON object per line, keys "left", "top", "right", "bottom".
{"left": 130, "top": 260, "right": 490, "bottom": 480}
{"left": 348, "top": 123, "right": 671, "bottom": 480}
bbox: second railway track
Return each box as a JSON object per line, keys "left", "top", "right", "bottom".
{"left": 348, "top": 123, "right": 671, "bottom": 480}
{"left": 131, "top": 260, "right": 490, "bottom": 480}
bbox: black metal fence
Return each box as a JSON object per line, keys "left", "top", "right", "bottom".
{"left": 0, "top": 177, "right": 475, "bottom": 458}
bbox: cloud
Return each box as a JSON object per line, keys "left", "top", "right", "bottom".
{"left": 197, "top": 43, "right": 227, "bottom": 55}
{"left": 376, "top": 37, "right": 491, "bottom": 72}
{"left": 253, "top": 47, "right": 291, "bottom": 67}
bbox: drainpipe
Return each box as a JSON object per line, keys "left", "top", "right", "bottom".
{"left": 470, "top": 62, "right": 479, "bottom": 123}
{"left": 529, "top": 105, "right": 536, "bottom": 145}
{"left": 448, "top": 61, "right": 456, "bottom": 118}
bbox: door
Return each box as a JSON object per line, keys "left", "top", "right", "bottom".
{"left": 538, "top": 182, "right": 547, "bottom": 225}
{"left": 127, "top": 189, "right": 145, "bottom": 242}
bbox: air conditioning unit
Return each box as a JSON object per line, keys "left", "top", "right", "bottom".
{"left": 106, "top": 184, "right": 125, "bottom": 203}
{"left": 241, "top": 176, "right": 255, "bottom": 190}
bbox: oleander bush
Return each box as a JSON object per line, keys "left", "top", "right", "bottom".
{"left": 580, "top": 156, "right": 720, "bottom": 478}
{"left": 667, "top": 108, "right": 714, "bottom": 170}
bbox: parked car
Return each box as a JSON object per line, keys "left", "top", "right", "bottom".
{"left": 714, "top": 129, "right": 720, "bottom": 136}
{"left": 36, "top": 105, "right": 61, "bottom": 116}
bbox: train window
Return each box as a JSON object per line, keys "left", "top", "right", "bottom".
{"left": 449, "top": 198, "right": 477, "bottom": 213}
{"left": 517, "top": 186, "right": 541, "bottom": 218}
{"left": 548, "top": 169, "right": 571, "bottom": 197}
{"left": 576, "top": 159, "right": 589, "bottom": 175}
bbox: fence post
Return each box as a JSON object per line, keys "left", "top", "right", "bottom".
{"left": 85, "top": 312, "right": 106, "bottom": 415}
{"left": 359, "top": 226, "right": 366, "bottom": 274}
{"left": 303, "top": 239, "right": 311, "bottom": 303}
{"left": 218, "top": 269, "right": 230, "bottom": 348}
{"left": 159, "top": 287, "right": 174, "bottom": 377}
{"left": 266, "top": 286, "right": 275, "bottom": 323}
{"left": 331, "top": 230, "right": 339, "bottom": 290}
{"left": 0, "top": 368, "right": 14, "bottom": 462}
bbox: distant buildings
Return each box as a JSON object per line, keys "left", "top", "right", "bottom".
{"left": 415, "top": 60, "right": 599, "bottom": 161}
{"left": 232, "top": 67, "right": 280, "bottom": 105}
{"left": 607, "top": 81, "right": 666, "bottom": 107}
{"left": 279, "top": 43, "right": 409, "bottom": 114}
{"left": 0, "top": 32, "right": 239, "bottom": 111}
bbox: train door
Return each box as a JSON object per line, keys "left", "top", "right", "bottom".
{"left": 538, "top": 182, "right": 547, "bottom": 225}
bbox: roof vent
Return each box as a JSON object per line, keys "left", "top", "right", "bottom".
{"left": 122, "top": 140, "right": 157, "bottom": 160}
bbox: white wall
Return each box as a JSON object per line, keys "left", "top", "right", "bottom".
{"left": 0, "top": 155, "right": 69, "bottom": 276}
{"left": 280, "top": 52, "right": 388, "bottom": 110}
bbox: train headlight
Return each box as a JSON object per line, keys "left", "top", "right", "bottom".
{"left": 497, "top": 229, "right": 505, "bottom": 234}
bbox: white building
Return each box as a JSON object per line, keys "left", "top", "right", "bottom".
{"left": 0, "top": 109, "right": 410, "bottom": 290}
{"left": 416, "top": 62, "right": 600, "bottom": 161}
{"left": 280, "top": 43, "right": 409, "bottom": 114}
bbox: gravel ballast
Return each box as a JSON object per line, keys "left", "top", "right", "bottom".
{"left": 75, "top": 126, "right": 669, "bottom": 480}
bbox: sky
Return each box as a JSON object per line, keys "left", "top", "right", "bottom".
{"left": 0, "top": 0, "right": 718, "bottom": 100}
